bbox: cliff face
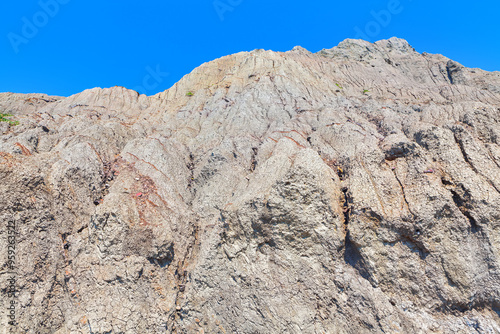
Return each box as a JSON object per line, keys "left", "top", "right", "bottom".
{"left": 1, "top": 37, "right": 500, "bottom": 333}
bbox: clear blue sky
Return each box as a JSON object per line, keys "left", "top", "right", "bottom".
{"left": 1, "top": 0, "right": 499, "bottom": 97}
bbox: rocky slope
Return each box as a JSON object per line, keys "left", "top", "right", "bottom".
{"left": 1, "top": 37, "right": 500, "bottom": 333}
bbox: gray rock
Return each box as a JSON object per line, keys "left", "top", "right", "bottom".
{"left": 1, "top": 37, "right": 500, "bottom": 333}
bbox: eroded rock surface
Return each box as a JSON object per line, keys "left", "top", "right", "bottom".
{"left": 1, "top": 37, "right": 500, "bottom": 333}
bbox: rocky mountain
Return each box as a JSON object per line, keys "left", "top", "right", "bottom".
{"left": 1, "top": 37, "right": 500, "bottom": 333}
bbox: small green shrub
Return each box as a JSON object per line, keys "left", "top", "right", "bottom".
{"left": 335, "top": 83, "right": 343, "bottom": 89}
{"left": 363, "top": 89, "right": 370, "bottom": 94}
{"left": 0, "top": 113, "right": 19, "bottom": 126}
{"left": 186, "top": 91, "right": 194, "bottom": 97}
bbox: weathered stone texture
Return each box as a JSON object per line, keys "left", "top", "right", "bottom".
{"left": 1, "top": 37, "right": 500, "bottom": 333}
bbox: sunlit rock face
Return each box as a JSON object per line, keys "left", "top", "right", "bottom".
{"left": 1, "top": 37, "right": 500, "bottom": 333}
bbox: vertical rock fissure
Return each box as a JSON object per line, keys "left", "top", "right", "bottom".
{"left": 456, "top": 138, "right": 500, "bottom": 193}
{"left": 167, "top": 223, "right": 200, "bottom": 332}
{"left": 250, "top": 147, "right": 258, "bottom": 172}
{"left": 446, "top": 66, "right": 455, "bottom": 85}
{"left": 392, "top": 169, "right": 415, "bottom": 219}
{"left": 454, "top": 132, "right": 479, "bottom": 174}
{"left": 441, "top": 177, "right": 480, "bottom": 233}
{"left": 343, "top": 230, "right": 373, "bottom": 284}
{"left": 450, "top": 189, "right": 480, "bottom": 233}
{"left": 341, "top": 186, "right": 351, "bottom": 226}
{"left": 441, "top": 177, "right": 480, "bottom": 234}
{"left": 338, "top": 167, "right": 373, "bottom": 284}
{"left": 187, "top": 153, "right": 195, "bottom": 190}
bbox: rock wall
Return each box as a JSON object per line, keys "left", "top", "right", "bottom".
{"left": 1, "top": 37, "right": 500, "bottom": 333}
